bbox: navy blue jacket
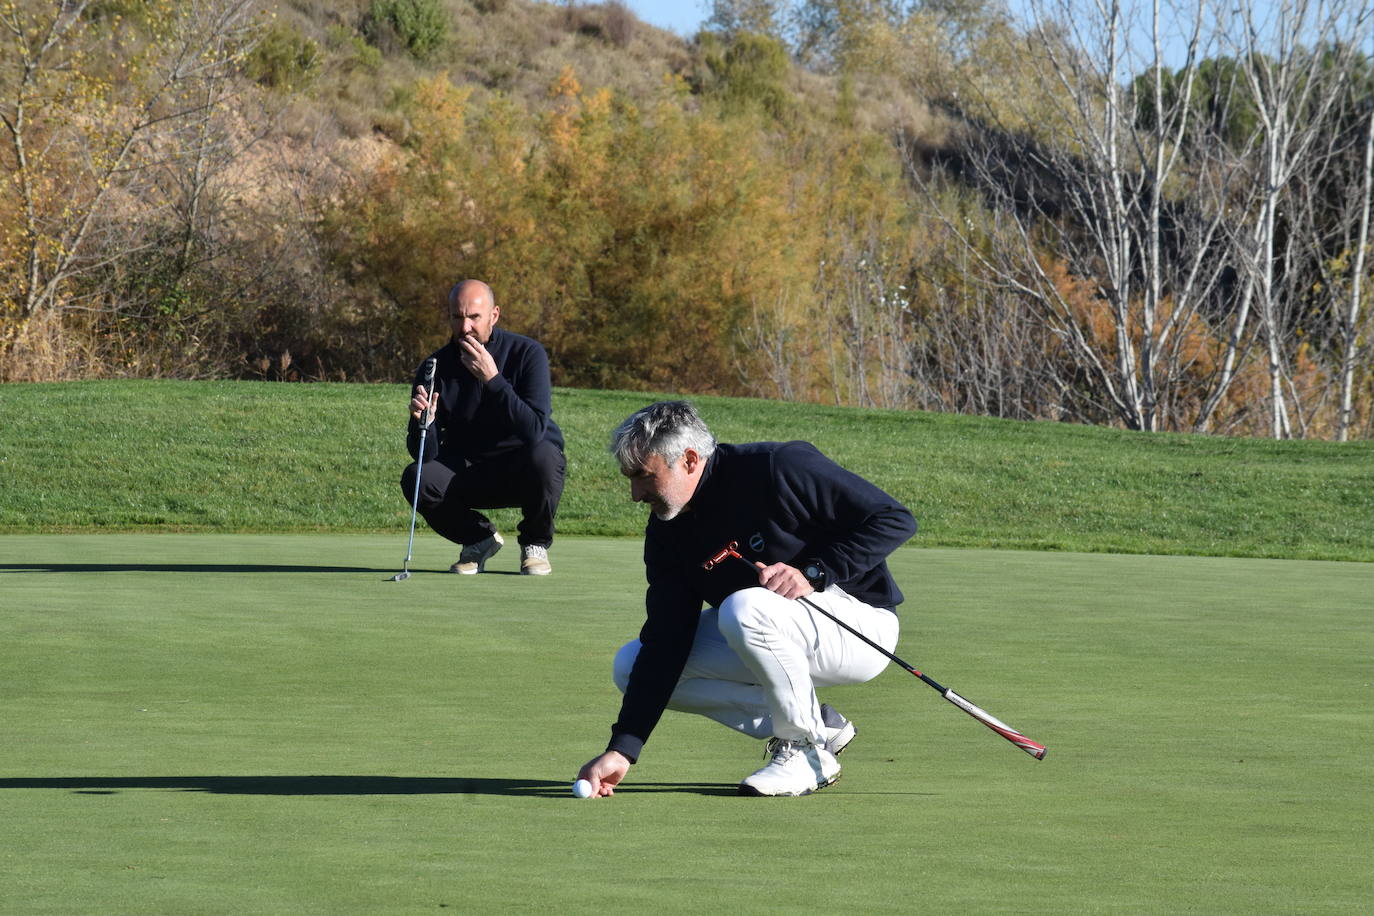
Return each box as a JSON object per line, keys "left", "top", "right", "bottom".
{"left": 406, "top": 328, "right": 564, "bottom": 464}
{"left": 608, "top": 441, "right": 917, "bottom": 762}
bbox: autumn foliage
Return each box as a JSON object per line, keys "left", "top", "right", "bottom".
{"left": 2, "top": 0, "right": 1370, "bottom": 440}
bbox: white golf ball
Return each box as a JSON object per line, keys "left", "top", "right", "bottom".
{"left": 572, "top": 778, "right": 593, "bottom": 799}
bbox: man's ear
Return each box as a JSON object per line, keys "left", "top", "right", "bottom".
{"left": 682, "top": 447, "right": 702, "bottom": 474}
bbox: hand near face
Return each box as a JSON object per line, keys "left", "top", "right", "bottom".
{"left": 459, "top": 334, "right": 498, "bottom": 383}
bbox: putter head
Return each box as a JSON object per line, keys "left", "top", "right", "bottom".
{"left": 390, "top": 570, "right": 411, "bottom": 581}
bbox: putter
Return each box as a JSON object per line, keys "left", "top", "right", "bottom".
{"left": 391, "top": 358, "right": 437, "bottom": 582}
{"left": 702, "top": 540, "right": 1047, "bottom": 759}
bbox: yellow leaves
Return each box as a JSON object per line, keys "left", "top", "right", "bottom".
{"left": 319, "top": 58, "right": 931, "bottom": 397}
{"left": 583, "top": 87, "right": 613, "bottom": 120}
{"left": 412, "top": 71, "right": 470, "bottom": 125}
{"left": 545, "top": 66, "right": 584, "bottom": 154}
{"left": 548, "top": 65, "right": 582, "bottom": 101}
{"left": 660, "top": 71, "right": 691, "bottom": 100}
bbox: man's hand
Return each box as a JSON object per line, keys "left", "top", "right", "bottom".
{"left": 408, "top": 386, "right": 438, "bottom": 424}
{"left": 576, "top": 750, "right": 630, "bottom": 798}
{"left": 458, "top": 335, "right": 499, "bottom": 383}
{"left": 754, "top": 561, "right": 813, "bottom": 600}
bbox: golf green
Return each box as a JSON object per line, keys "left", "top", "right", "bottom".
{"left": 2, "top": 535, "right": 1370, "bottom": 912}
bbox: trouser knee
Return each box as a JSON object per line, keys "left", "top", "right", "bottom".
{"left": 612, "top": 640, "right": 640, "bottom": 693}
{"left": 528, "top": 440, "right": 566, "bottom": 489}
{"left": 400, "top": 460, "right": 447, "bottom": 509}
{"left": 400, "top": 463, "right": 416, "bottom": 496}
{"left": 717, "top": 587, "right": 778, "bottom": 647}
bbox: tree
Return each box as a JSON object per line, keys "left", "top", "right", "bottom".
{"left": 0, "top": 0, "right": 260, "bottom": 375}
{"left": 1208, "top": 0, "right": 1373, "bottom": 437}
{"left": 1294, "top": 54, "right": 1374, "bottom": 440}
{"left": 707, "top": 0, "right": 787, "bottom": 38}
{"left": 913, "top": 0, "right": 1246, "bottom": 431}
{"left": 1334, "top": 99, "right": 1374, "bottom": 440}
{"left": 910, "top": 0, "right": 1374, "bottom": 436}
{"left": 321, "top": 68, "right": 818, "bottom": 390}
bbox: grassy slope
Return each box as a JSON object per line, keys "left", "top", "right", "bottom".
{"left": 1, "top": 535, "right": 1370, "bottom": 912}
{"left": 1, "top": 380, "right": 1371, "bottom": 560}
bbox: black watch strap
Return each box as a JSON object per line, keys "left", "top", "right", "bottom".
{"left": 801, "top": 559, "right": 828, "bottom": 592}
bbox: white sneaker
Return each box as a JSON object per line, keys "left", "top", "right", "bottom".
{"left": 820, "top": 703, "right": 857, "bottom": 756}
{"left": 450, "top": 532, "right": 503, "bottom": 574}
{"left": 738, "top": 738, "right": 841, "bottom": 797}
{"left": 520, "top": 544, "right": 551, "bottom": 576}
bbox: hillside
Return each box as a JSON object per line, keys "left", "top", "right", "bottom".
{"left": 265, "top": 0, "right": 930, "bottom": 140}
{"left": 4, "top": 0, "right": 1370, "bottom": 439}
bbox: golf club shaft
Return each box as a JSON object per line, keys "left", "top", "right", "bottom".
{"left": 397, "top": 360, "right": 437, "bottom": 577}
{"left": 705, "top": 542, "right": 1046, "bottom": 760}
{"left": 400, "top": 424, "right": 428, "bottom": 567}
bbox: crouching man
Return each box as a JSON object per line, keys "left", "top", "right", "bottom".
{"left": 577, "top": 401, "right": 917, "bottom": 797}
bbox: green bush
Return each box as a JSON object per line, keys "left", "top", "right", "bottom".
{"left": 363, "top": 0, "right": 449, "bottom": 60}
{"left": 707, "top": 32, "right": 791, "bottom": 118}
{"left": 246, "top": 22, "right": 321, "bottom": 90}
{"left": 326, "top": 25, "right": 384, "bottom": 74}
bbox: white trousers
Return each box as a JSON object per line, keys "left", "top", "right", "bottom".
{"left": 613, "top": 586, "right": 900, "bottom": 745}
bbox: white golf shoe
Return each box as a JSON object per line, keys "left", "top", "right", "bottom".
{"left": 520, "top": 544, "right": 552, "bottom": 575}
{"left": 738, "top": 737, "right": 841, "bottom": 797}
{"left": 451, "top": 531, "right": 503, "bottom": 574}
{"left": 820, "top": 703, "right": 857, "bottom": 756}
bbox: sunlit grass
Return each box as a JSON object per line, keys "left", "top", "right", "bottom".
{"left": 2, "top": 380, "right": 1371, "bottom": 560}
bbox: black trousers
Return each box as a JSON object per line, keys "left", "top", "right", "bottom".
{"left": 400, "top": 440, "right": 565, "bottom": 548}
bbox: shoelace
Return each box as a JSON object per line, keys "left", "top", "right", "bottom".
{"left": 762, "top": 737, "right": 804, "bottom": 762}
{"left": 524, "top": 545, "right": 547, "bottom": 560}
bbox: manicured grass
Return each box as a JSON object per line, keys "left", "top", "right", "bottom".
{"left": 2, "top": 534, "right": 1371, "bottom": 913}
{"left": 2, "top": 380, "right": 1372, "bottom": 560}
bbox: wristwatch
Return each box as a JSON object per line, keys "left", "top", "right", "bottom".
{"left": 801, "top": 559, "right": 828, "bottom": 592}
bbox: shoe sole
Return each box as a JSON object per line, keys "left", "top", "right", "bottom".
{"left": 737, "top": 772, "right": 841, "bottom": 797}
{"left": 520, "top": 566, "right": 552, "bottom": 575}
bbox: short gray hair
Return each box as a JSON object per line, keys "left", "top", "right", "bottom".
{"left": 610, "top": 401, "right": 716, "bottom": 472}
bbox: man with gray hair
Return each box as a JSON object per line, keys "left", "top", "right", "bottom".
{"left": 402, "top": 279, "right": 565, "bottom": 575}
{"left": 577, "top": 401, "right": 917, "bottom": 797}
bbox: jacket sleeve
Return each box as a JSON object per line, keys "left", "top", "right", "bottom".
{"left": 607, "top": 533, "right": 703, "bottom": 763}
{"left": 486, "top": 339, "right": 553, "bottom": 446}
{"left": 772, "top": 442, "right": 916, "bottom": 584}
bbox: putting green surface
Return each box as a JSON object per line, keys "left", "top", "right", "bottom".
{"left": 2, "top": 534, "right": 1370, "bottom": 913}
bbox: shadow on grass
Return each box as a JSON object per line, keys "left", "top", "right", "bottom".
{"left": 0, "top": 776, "right": 737, "bottom": 797}
{"left": 0, "top": 563, "right": 390, "bottom": 574}
{"left": 0, "top": 564, "right": 535, "bottom": 577}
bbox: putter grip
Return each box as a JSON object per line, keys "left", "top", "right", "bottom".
{"left": 420, "top": 358, "right": 437, "bottom": 426}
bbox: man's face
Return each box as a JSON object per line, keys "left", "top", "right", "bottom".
{"left": 449, "top": 290, "right": 499, "bottom": 344}
{"left": 624, "top": 450, "right": 701, "bottom": 521}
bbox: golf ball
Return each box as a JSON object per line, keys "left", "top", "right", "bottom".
{"left": 572, "top": 778, "right": 593, "bottom": 799}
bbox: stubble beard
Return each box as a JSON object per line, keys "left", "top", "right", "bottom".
{"left": 651, "top": 497, "right": 688, "bottom": 521}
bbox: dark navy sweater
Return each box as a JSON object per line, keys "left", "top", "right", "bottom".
{"left": 406, "top": 328, "right": 564, "bottom": 464}
{"left": 608, "top": 441, "right": 917, "bottom": 762}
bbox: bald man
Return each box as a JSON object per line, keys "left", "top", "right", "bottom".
{"left": 402, "top": 280, "right": 565, "bottom": 575}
